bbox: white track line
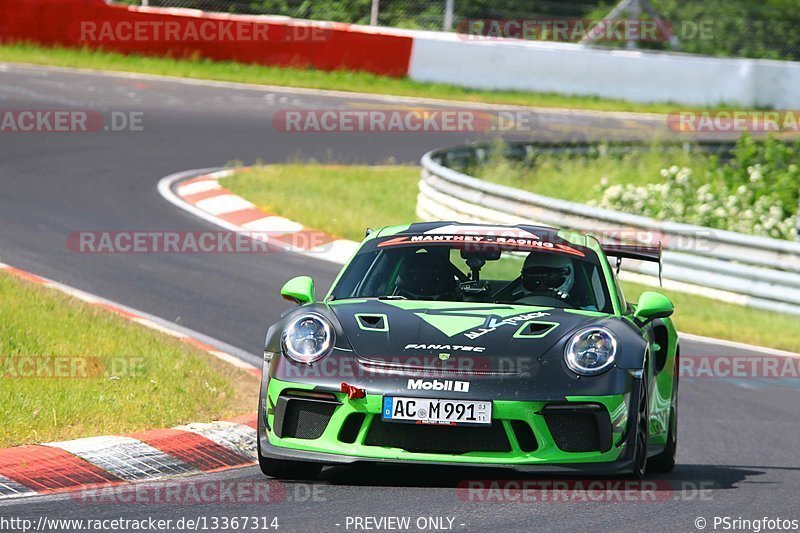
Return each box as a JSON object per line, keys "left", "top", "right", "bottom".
{"left": 242, "top": 216, "right": 304, "bottom": 233}
{"left": 193, "top": 194, "right": 255, "bottom": 215}
{"left": 0, "top": 476, "right": 37, "bottom": 499}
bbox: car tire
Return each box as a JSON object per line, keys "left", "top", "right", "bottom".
{"left": 629, "top": 376, "right": 649, "bottom": 479}
{"left": 650, "top": 374, "right": 678, "bottom": 473}
{"left": 256, "top": 417, "right": 322, "bottom": 480}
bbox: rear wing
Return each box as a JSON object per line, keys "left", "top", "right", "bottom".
{"left": 602, "top": 243, "right": 663, "bottom": 286}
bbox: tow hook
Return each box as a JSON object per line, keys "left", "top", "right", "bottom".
{"left": 340, "top": 382, "right": 366, "bottom": 400}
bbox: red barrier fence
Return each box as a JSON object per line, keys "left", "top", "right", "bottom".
{"left": 0, "top": 0, "right": 413, "bottom": 76}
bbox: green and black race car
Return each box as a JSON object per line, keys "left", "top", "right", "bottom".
{"left": 257, "top": 222, "right": 678, "bottom": 479}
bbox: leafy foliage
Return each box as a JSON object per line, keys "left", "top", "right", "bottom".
{"left": 593, "top": 135, "right": 800, "bottom": 240}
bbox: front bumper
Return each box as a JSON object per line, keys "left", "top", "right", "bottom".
{"left": 260, "top": 377, "right": 637, "bottom": 472}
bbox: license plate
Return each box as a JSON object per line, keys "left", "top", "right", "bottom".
{"left": 382, "top": 397, "right": 492, "bottom": 426}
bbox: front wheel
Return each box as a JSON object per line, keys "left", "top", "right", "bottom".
{"left": 256, "top": 420, "right": 322, "bottom": 480}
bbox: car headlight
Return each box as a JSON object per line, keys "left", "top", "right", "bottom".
{"left": 564, "top": 327, "right": 618, "bottom": 375}
{"left": 281, "top": 313, "right": 334, "bottom": 364}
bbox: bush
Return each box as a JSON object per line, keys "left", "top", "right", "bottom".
{"left": 593, "top": 135, "right": 800, "bottom": 240}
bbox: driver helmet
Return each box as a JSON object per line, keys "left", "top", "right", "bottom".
{"left": 521, "top": 252, "right": 575, "bottom": 297}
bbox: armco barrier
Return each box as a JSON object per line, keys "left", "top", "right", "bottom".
{"left": 0, "top": 0, "right": 412, "bottom": 76}
{"left": 417, "top": 142, "right": 800, "bottom": 316}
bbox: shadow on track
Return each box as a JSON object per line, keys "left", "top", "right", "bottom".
{"left": 309, "top": 463, "right": 767, "bottom": 490}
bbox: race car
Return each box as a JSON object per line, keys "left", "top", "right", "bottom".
{"left": 257, "top": 222, "right": 678, "bottom": 479}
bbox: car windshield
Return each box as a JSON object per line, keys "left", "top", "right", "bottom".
{"left": 329, "top": 236, "right": 614, "bottom": 313}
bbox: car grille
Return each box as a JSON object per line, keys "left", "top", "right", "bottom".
{"left": 364, "top": 419, "right": 511, "bottom": 454}
{"left": 542, "top": 404, "right": 613, "bottom": 453}
{"left": 275, "top": 394, "right": 338, "bottom": 440}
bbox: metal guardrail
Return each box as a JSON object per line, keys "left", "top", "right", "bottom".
{"left": 418, "top": 142, "right": 800, "bottom": 316}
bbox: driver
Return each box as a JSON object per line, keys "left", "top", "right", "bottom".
{"left": 393, "top": 250, "right": 459, "bottom": 300}
{"left": 520, "top": 252, "right": 575, "bottom": 301}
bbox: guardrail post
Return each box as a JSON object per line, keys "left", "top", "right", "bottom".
{"left": 444, "top": 0, "right": 454, "bottom": 31}
{"left": 370, "top": 0, "right": 379, "bottom": 26}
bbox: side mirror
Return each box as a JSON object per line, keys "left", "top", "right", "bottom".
{"left": 281, "top": 276, "right": 315, "bottom": 304}
{"left": 633, "top": 291, "right": 674, "bottom": 323}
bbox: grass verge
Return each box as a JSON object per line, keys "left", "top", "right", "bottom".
{"left": 0, "top": 271, "right": 258, "bottom": 447}
{"left": 224, "top": 164, "right": 420, "bottom": 242}
{"left": 470, "top": 146, "right": 707, "bottom": 203}
{"left": 0, "top": 41, "right": 686, "bottom": 114}
{"left": 224, "top": 163, "right": 800, "bottom": 353}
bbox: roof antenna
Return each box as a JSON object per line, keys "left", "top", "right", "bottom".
{"left": 615, "top": 256, "right": 622, "bottom": 276}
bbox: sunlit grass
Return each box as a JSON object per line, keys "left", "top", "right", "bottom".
{"left": 224, "top": 164, "right": 420, "bottom": 242}
{"left": 470, "top": 147, "right": 709, "bottom": 203}
{"left": 0, "top": 272, "right": 258, "bottom": 446}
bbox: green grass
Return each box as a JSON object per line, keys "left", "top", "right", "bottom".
{"left": 470, "top": 147, "right": 708, "bottom": 203}
{"left": 0, "top": 272, "right": 258, "bottom": 447}
{"left": 0, "top": 41, "right": 690, "bottom": 114}
{"left": 619, "top": 281, "right": 800, "bottom": 352}
{"left": 224, "top": 164, "right": 420, "bottom": 242}
{"left": 224, "top": 163, "right": 800, "bottom": 353}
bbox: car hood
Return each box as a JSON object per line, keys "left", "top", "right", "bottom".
{"left": 329, "top": 299, "right": 604, "bottom": 372}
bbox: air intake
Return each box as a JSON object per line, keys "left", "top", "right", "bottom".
{"left": 513, "top": 321, "right": 558, "bottom": 338}
{"left": 355, "top": 313, "right": 388, "bottom": 332}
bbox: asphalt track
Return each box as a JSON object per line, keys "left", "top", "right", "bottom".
{"left": 1, "top": 63, "right": 799, "bottom": 532}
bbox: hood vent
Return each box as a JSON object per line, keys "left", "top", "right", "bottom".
{"left": 355, "top": 313, "right": 388, "bottom": 332}
{"left": 513, "top": 321, "right": 558, "bottom": 339}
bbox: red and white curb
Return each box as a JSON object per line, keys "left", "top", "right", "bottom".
{"left": 0, "top": 262, "right": 262, "bottom": 500}
{"left": 0, "top": 415, "right": 258, "bottom": 500}
{"left": 158, "top": 169, "right": 359, "bottom": 265}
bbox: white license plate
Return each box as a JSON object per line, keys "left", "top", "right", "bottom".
{"left": 382, "top": 397, "right": 492, "bottom": 426}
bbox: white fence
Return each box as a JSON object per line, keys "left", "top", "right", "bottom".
{"left": 407, "top": 32, "right": 800, "bottom": 107}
